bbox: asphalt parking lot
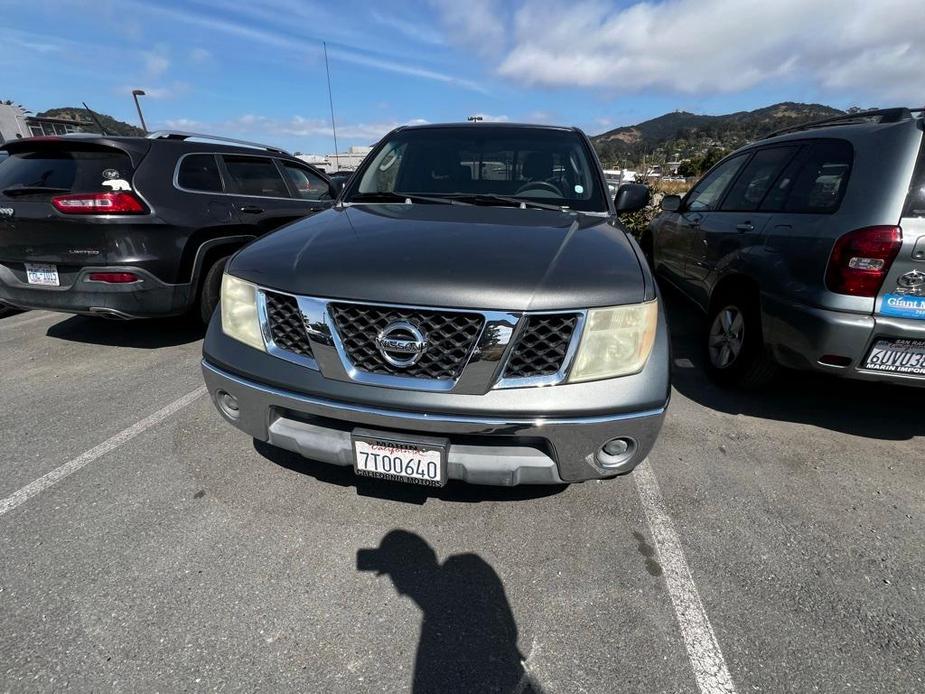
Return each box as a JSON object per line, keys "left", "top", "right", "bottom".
{"left": 1, "top": 291, "right": 923, "bottom": 693}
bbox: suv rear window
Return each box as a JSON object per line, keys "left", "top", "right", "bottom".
{"left": 177, "top": 154, "right": 223, "bottom": 192}
{"left": 904, "top": 134, "right": 925, "bottom": 218}
{"left": 222, "top": 155, "right": 289, "bottom": 198}
{"left": 761, "top": 140, "right": 853, "bottom": 213}
{"left": 720, "top": 146, "right": 799, "bottom": 211}
{"left": 0, "top": 146, "right": 133, "bottom": 200}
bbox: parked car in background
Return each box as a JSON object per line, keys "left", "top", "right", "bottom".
{"left": 327, "top": 169, "right": 356, "bottom": 190}
{"left": 0, "top": 132, "right": 334, "bottom": 322}
{"left": 202, "top": 122, "right": 668, "bottom": 487}
{"left": 648, "top": 107, "right": 925, "bottom": 387}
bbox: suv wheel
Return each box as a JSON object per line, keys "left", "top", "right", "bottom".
{"left": 199, "top": 256, "right": 229, "bottom": 325}
{"left": 705, "top": 295, "right": 777, "bottom": 388}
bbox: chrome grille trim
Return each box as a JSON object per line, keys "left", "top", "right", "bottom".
{"left": 494, "top": 311, "right": 585, "bottom": 390}
{"left": 255, "top": 286, "right": 587, "bottom": 392}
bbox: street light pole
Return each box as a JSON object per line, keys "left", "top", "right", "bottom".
{"left": 131, "top": 90, "right": 148, "bottom": 133}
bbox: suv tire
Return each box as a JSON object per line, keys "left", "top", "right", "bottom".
{"left": 705, "top": 293, "right": 777, "bottom": 388}
{"left": 199, "top": 256, "right": 229, "bottom": 325}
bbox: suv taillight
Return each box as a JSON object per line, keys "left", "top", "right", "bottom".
{"left": 825, "top": 226, "right": 902, "bottom": 297}
{"left": 51, "top": 192, "right": 147, "bottom": 215}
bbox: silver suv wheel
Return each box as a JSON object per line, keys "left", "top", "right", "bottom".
{"left": 708, "top": 305, "right": 745, "bottom": 369}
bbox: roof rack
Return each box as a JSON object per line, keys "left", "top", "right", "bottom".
{"left": 146, "top": 130, "right": 288, "bottom": 155}
{"left": 763, "top": 107, "right": 924, "bottom": 139}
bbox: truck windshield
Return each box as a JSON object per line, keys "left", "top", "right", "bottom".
{"left": 347, "top": 126, "right": 608, "bottom": 212}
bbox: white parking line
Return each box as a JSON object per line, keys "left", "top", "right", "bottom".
{"left": 634, "top": 459, "right": 737, "bottom": 694}
{"left": 0, "top": 386, "right": 207, "bottom": 517}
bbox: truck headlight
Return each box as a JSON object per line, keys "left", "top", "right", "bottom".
{"left": 569, "top": 300, "right": 658, "bottom": 382}
{"left": 221, "top": 274, "right": 265, "bottom": 351}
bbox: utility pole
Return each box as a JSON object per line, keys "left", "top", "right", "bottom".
{"left": 131, "top": 90, "right": 148, "bottom": 133}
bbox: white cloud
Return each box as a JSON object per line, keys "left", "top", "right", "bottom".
{"left": 430, "top": 0, "right": 507, "bottom": 58}
{"left": 163, "top": 117, "right": 205, "bottom": 130}
{"left": 189, "top": 47, "right": 212, "bottom": 64}
{"left": 159, "top": 115, "right": 430, "bottom": 147}
{"left": 469, "top": 113, "right": 509, "bottom": 122}
{"left": 143, "top": 50, "right": 170, "bottom": 78}
{"left": 370, "top": 10, "right": 444, "bottom": 46}
{"left": 122, "top": 82, "right": 190, "bottom": 100}
{"left": 484, "top": 0, "right": 925, "bottom": 101}
{"left": 122, "top": 0, "right": 485, "bottom": 92}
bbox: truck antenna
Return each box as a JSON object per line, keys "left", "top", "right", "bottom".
{"left": 323, "top": 42, "right": 340, "bottom": 169}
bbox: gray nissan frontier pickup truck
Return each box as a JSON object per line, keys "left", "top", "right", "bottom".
{"left": 201, "top": 123, "right": 669, "bottom": 487}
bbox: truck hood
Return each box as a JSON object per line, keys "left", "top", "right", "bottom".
{"left": 228, "top": 203, "right": 647, "bottom": 311}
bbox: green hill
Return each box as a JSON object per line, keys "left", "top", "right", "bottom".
{"left": 592, "top": 102, "right": 847, "bottom": 167}
{"left": 38, "top": 107, "right": 145, "bottom": 137}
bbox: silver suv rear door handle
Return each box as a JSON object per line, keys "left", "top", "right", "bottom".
{"left": 736, "top": 222, "right": 754, "bottom": 232}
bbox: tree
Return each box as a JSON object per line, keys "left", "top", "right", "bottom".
{"left": 697, "top": 147, "right": 726, "bottom": 174}
{"left": 677, "top": 160, "right": 697, "bottom": 178}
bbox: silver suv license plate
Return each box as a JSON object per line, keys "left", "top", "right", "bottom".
{"left": 352, "top": 430, "right": 448, "bottom": 487}
{"left": 864, "top": 337, "right": 925, "bottom": 376}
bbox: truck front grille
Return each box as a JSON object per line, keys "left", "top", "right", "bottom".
{"left": 328, "top": 303, "right": 484, "bottom": 380}
{"left": 264, "top": 291, "right": 313, "bottom": 357}
{"left": 503, "top": 313, "right": 580, "bottom": 378}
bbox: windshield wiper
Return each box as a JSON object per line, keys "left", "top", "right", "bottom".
{"left": 347, "top": 191, "right": 467, "bottom": 206}
{"left": 441, "top": 193, "right": 567, "bottom": 212}
{"left": 2, "top": 185, "right": 70, "bottom": 197}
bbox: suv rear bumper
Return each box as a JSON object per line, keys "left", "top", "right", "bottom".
{"left": 0, "top": 264, "right": 192, "bottom": 319}
{"left": 202, "top": 360, "right": 667, "bottom": 485}
{"left": 763, "top": 293, "right": 925, "bottom": 386}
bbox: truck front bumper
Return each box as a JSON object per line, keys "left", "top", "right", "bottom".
{"left": 202, "top": 360, "right": 666, "bottom": 486}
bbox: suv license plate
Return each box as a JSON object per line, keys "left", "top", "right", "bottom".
{"left": 352, "top": 431, "right": 448, "bottom": 487}
{"left": 25, "top": 263, "right": 59, "bottom": 286}
{"left": 863, "top": 338, "right": 925, "bottom": 376}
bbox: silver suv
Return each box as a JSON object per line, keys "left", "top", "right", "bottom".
{"left": 649, "top": 107, "right": 925, "bottom": 387}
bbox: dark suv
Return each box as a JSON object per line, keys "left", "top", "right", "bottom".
{"left": 202, "top": 123, "right": 669, "bottom": 487}
{"left": 0, "top": 131, "right": 334, "bottom": 322}
{"left": 649, "top": 108, "right": 925, "bottom": 387}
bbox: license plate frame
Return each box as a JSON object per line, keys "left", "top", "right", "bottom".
{"left": 352, "top": 429, "right": 449, "bottom": 487}
{"left": 24, "top": 262, "right": 60, "bottom": 287}
{"left": 863, "top": 337, "right": 925, "bottom": 376}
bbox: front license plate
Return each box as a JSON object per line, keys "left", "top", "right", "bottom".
{"left": 25, "top": 262, "right": 59, "bottom": 286}
{"left": 352, "top": 431, "right": 448, "bottom": 487}
{"left": 864, "top": 337, "right": 925, "bottom": 376}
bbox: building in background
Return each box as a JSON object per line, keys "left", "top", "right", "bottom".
{"left": 0, "top": 103, "right": 30, "bottom": 142}
{"left": 297, "top": 145, "right": 372, "bottom": 173}
{"left": 0, "top": 102, "right": 90, "bottom": 143}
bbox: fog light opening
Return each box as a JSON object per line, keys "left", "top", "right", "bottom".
{"left": 597, "top": 437, "right": 636, "bottom": 469}
{"left": 217, "top": 390, "right": 240, "bottom": 419}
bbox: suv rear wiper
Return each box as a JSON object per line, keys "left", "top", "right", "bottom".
{"left": 442, "top": 193, "right": 566, "bottom": 212}
{"left": 347, "top": 191, "right": 468, "bottom": 206}
{"left": 2, "top": 186, "right": 71, "bottom": 197}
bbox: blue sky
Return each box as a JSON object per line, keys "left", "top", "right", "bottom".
{"left": 2, "top": 0, "right": 923, "bottom": 154}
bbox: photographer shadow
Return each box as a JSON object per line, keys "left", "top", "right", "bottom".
{"left": 357, "top": 530, "right": 541, "bottom": 694}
